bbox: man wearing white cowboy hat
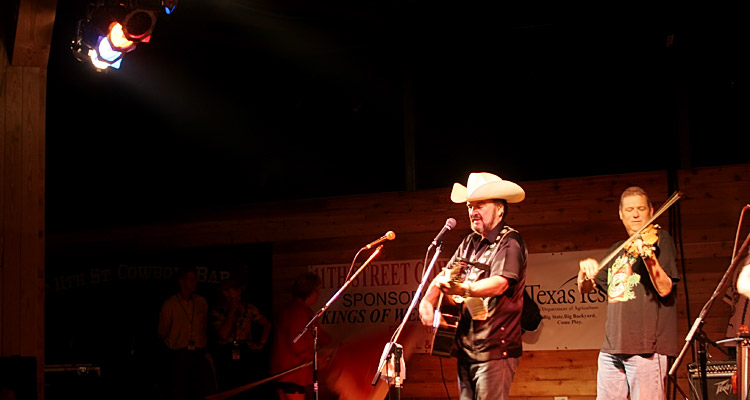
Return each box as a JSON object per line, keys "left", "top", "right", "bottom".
{"left": 419, "top": 172, "right": 527, "bottom": 400}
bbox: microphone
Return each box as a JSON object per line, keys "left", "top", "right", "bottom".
{"left": 429, "top": 218, "right": 457, "bottom": 249}
{"left": 363, "top": 231, "right": 396, "bottom": 250}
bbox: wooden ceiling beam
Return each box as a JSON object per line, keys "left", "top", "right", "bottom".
{"left": 11, "top": 0, "right": 57, "bottom": 68}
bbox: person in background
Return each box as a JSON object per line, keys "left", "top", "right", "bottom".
{"left": 270, "top": 272, "right": 333, "bottom": 400}
{"left": 210, "top": 278, "right": 272, "bottom": 398}
{"left": 419, "top": 172, "right": 528, "bottom": 400}
{"left": 577, "top": 186, "right": 680, "bottom": 400}
{"left": 157, "top": 266, "right": 215, "bottom": 400}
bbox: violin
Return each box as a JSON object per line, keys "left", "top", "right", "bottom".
{"left": 624, "top": 223, "right": 660, "bottom": 259}
{"left": 581, "top": 191, "right": 683, "bottom": 283}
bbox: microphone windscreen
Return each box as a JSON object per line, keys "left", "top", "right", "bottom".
{"left": 446, "top": 218, "right": 457, "bottom": 230}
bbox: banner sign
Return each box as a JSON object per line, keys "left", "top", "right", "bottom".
{"left": 309, "top": 257, "right": 450, "bottom": 354}
{"left": 309, "top": 249, "right": 609, "bottom": 353}
{"left": 523, "top": 250, "right": 608, "bottom": 350}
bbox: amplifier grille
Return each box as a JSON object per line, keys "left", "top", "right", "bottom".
{"left": 689, "top": 361, "right": 737, "bottom": 377}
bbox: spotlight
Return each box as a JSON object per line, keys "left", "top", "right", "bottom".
{"left": 95, "top": 35, "right": 124, "bottom": 65}
{"left": 89, "top": 47, "right": 122, "bottom": 70}
{"left": 108, "top": 22, "right": 135, "bottom": 51}
{"left": 71, "top": 0, "right": 168, "bottom": 72}
{"left": 122, "top": 8, "right": 157, "bottom": 42}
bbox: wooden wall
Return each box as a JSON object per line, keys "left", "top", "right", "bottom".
{"left": 1, "top": 0, "right": 56, "bottom": 398}
{"left": 47, "top": 164, "right": 750, "bottom": 399}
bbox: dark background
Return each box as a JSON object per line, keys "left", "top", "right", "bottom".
{"left": 45, "top": 0, "right": 749, "bottom": 232}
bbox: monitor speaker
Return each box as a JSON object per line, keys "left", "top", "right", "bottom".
{"left": 689, "top": 361, "right": 737, "bottom": 400}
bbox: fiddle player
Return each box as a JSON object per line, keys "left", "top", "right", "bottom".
{"left": 577, "top": 186, "right": 680, "bottom": 400}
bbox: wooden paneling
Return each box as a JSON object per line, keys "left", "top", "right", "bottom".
{"left": 43, "top": 163, "right": 750, "bottom": 399}
{"left": 20, "top": 66, "right": 46, "bottom": 356}
{"left": 1, "top": 62, "right": 47, "bottom": 397}
{"left": 2, "top": 52, "right": 24, "bottom": 359}
{"left": 1, "top": 1, "right": 54, "bottom": 397}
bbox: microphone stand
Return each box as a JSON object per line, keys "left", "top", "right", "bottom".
{"left": 669, "top": 231, "right": 750, "bottom": 397}
{"left": 738, "top": 331, "right": 750, "bottom": 400}
{"left": 370, "top": 241, "right": 445, "bottom": 397}
{"left": 293, "top": 245, "right": 384, "bottom": 400}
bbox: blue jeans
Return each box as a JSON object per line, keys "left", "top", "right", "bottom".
{"left": 457, "top": 357, "right": 520, "bottom": 400}
{"left": 597, "top": 352, "right": 669, "bottom": 400}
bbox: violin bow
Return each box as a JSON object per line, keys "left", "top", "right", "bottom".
{"left": 591, "top": 190, "right": 684, "bottom": 277}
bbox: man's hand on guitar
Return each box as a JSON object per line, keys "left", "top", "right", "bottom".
{"left": 436, "top": 276, "right": 468, "bottom": 297}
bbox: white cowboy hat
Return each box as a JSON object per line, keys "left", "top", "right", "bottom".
{"left": 450, "top": 172, "right": 525, "bottom": 203}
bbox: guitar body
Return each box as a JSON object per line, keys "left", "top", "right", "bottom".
{"left": 429, "top": 259, "right": 472, "bottom": 357}
{"left": 431, "top": 296, "right": 461, "bottom": 357}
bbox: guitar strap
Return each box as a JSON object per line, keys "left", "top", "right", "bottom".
{"left": 459, "top": 225, "right": 517, "bottom": 264}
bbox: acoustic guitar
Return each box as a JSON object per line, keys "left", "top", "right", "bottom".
{"left": 430, "top": 259, "right": 473, "bottom": 357}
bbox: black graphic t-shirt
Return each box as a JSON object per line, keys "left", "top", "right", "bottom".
{"left": 593, "top": 228, "right": 680, "bottom": 356}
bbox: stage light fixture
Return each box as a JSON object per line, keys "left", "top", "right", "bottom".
{"left": 89, "top": 47, "right": 122, "bottom": 70}
{"left": 122, "top": 8, "right": 156, "bottom": 42}
{"left": 96, "top": 35, "right": 124, "bottom": 64}
{"left": 108, "top": 22, "right": 136, "bottom": 51}
{"left": 71, "top": 0, "right": 172, "bottom": 72}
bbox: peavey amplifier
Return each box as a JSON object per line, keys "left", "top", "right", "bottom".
{"left": 688, "top": 361, "right": 737, "bottom": 400}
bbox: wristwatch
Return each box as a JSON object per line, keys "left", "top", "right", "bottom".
{"left": 464, "top": 284, "right": 471, "bottom": 298}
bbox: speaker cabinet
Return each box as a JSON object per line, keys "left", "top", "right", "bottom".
{"left": 689, "top": 361, "right": 737, "bottom": 400}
